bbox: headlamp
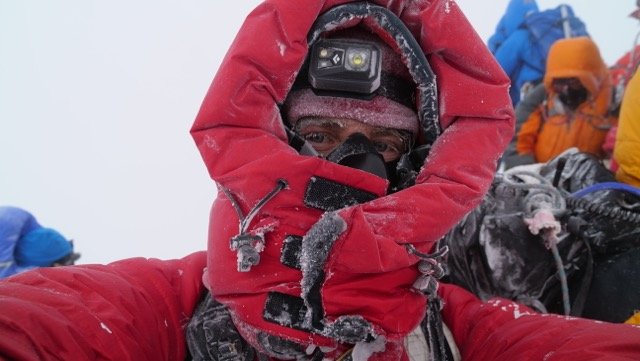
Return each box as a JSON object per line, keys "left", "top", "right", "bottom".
{"left": 308, "top": 39, "right": 381, "bottom": 94}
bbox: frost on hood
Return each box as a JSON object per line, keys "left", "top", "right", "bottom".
{"left": 299, "top": 211, "right": 346, "bottom": 303}
{"left": 298, "top": 211, "right": 380, "bottom": 346}
{"left": 322, "top": 315, "right": 376, "bottom": 345}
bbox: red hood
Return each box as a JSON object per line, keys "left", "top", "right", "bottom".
{"left": 191, "top": 0, "right": 514, "bottom": 358}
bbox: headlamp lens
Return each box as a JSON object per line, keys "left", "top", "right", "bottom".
{"left": 345, "top": 48, "right": 370, "bottom": 71}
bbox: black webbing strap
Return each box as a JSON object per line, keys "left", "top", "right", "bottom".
{"left": 304, "top": 176, "right": 377, "bottom": 211}
{"left": 263, "top": 292, "right": 313, "bottom": 332}
{"left": 280, "top": 235, "right": 303, "bottom": 269}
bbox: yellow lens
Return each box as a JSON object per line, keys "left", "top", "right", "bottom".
{"left": 351, "top": 54, "right": 363, "bottom": 66}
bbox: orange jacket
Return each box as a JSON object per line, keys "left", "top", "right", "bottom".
{"left": 614, "top": 69, "right": 640, "bottom": 186}
{"left": 516, "top": 36, "right": 614, "bottom": 162}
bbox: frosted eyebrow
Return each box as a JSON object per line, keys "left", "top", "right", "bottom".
{"left": 295, "top": 117, "right": 345, "bottom": 131}
{"left": 371, "top": 127, "right": 402, "bottom": 137}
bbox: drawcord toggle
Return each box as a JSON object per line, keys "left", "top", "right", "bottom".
{"left": 406, "top": 244, "right": 449, "bottom": 296}
{"left": 221, "top": 179, "right": 288, "bottom": 272}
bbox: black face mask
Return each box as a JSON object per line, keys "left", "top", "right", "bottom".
{"left": 557, "top": 86, "right": 589, "bottom": 111}
{"left": 326, "top": 133, "right": 389, "bottom": 180}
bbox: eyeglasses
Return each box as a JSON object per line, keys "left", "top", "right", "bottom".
{"left": 295, "top": 117, "right": 412, "bottom": 162}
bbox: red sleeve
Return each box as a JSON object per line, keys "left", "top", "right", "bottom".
{"left": 0, "top": 251, "right": 206, "bottom": 361}
{"left": 439, "top": 283, "right": 640, "bottom": 360}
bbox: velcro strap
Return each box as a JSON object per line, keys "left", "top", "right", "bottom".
{"left": 304, "top": 176, "right": 377, "bottom": 211}
{"left": 281, "top": 235, "right": 303, "bottom": 269}
{"left": 263, "top": 292, "right": 312, "bottom": 332}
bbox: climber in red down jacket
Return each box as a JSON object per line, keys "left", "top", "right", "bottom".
{"left": 2, "top": 1, "right": 640, "bottom": 360}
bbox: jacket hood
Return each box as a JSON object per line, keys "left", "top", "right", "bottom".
{"left": 544, "top": 36, "right": 611, "bottom": 111}
{"left": 191, "top": 0, "right": 514, "bottom": 358}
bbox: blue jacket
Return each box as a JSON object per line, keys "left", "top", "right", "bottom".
{"left": 0, "top": 206, "right": 41, "bottom": 278}
{"left": 488, "top": 0, "right": 542, "bottom": 105}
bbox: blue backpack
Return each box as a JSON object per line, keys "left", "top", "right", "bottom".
{"left": 524, "top": 4, "right": 589, "bottom": 72}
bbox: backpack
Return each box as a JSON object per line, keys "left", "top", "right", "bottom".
{"left": 524, "top": 4, "right": 589, "bottom": 72}
{"left": 442, "top": 149, "right": 640, "bottom": 323}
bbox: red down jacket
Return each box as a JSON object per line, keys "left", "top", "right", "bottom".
{"left": 2, "top": 258, "right": 640, "bottom": 360}
{"left": 2, "top": 1, "right": 640, "bottom": 360}
{"left": 189, "top": 0, "right": 514, "bottom": 356}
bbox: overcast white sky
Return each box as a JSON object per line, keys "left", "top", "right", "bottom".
{"left": 1, "top": 1, "right": 638, "bottom": 265}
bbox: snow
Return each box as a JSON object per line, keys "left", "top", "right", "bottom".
{"left": 203, "top": 134, "right": 220, "bottom": 151}
{"left": 100, "top": 322, "right": 113, "bottom": 334}
{"left": 480, "top": 222, "right": 525, "bottom": 292}
{"left": 276, "top": 40, "right": 286, "bottom": 57}
{"left": 352, "top": 336, "right": 386, "bottom": 361}
{"left": 300, "top": 211, "right": 346, "bottom": 301}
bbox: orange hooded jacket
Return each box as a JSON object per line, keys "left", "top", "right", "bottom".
{"left": 516, "top": 36, "right": 614, "bottom": 162}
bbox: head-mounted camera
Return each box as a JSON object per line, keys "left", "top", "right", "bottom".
{"left": 308, "top": 39, "right": 381, "bottom": 94}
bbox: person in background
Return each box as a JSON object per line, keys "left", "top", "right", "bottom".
{"left": 488, "top": 0, "right": 588, "bottom": 106}
{"left": 487, "top": 0, "right": 540, "bottom": 105}
{"left": 0, "top": 1, "right": 640, "bottom": 361}
{"left": 613, "top": 69, "right": 640, "bottom": 186}
{"left": 0, "top": 206, "right": 80, "bottom": 279}
{"left": 515, "top": 36, "right": 614, "bottom": 164}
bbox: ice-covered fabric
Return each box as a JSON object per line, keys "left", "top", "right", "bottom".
{"left": 614, "top": 69, "right": 640, "bottom": 186}
{"left": 190, "top": 0, "right": 513, "bottom": 357}
{"left": 516, "top": 37, "right": 614, "bottom": 162}
{"left": 0, "top": 206, "right": 44, "bottom": 278}
{"left": 439, "top": 283, "right": 640, "bottom": 360}
{"left": 0, "top": 252, "right": 207, "bottom": 361}
{"left": 285, "top": 88, "right": 419, "bottom": 135}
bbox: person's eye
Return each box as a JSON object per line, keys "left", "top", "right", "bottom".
{"left": 373, "top": 141, "right": 391, "bottom": 153}
{"left": 373, "top": 141, "right": 402, "bottom": 162}
{"left": 300, "top": 131, "right": 338, "bottom": 155}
